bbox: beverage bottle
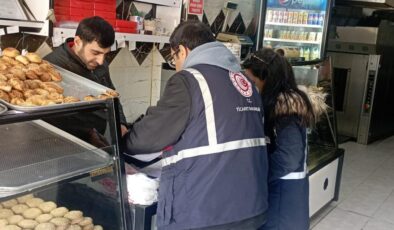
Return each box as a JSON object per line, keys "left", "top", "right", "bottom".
{"left": 304, "top": 47, "right": 310, "bottom": 61}
{"left": 319, "top": 13, "right": 325, "bottom": 25}
{"left": 303, "top": 12, "right": 308, "bottom": 24}
{"left": 288, "top": 12, "right": 293, "bottom": 24}
{"left": 267, "top": 10, "right": 273, "bottom": 22}
{"left": 283, "top": 11, "right": 289, "bottom": 23}
{"left": 293, "top": 12, "right": 298, "bottom": 24}
{"left": 278, "top": 11, "right": 284, "bottom": 23}
{"left": 313, "top": 13, "right": 318, "bottom": 25}
{"left": 272, "top": 11, "right": 278, "bottom": 22}
{"left": 299, "top": 47, "right": 304, "bottom": 59}
{"left": 298, "top": 12, "right": 304, "bottom": 24}
{"left": 312, "top": 47, "right": 319, "bottom": 60}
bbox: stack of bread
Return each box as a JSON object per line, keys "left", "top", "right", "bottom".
{"left": 0, "top": 47, "right": 118, "bottom": 107}
{"left": 0, "top": 194, "right": 103, "bottom": 230}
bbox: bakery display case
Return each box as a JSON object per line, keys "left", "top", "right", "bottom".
{"left": 0, "top": 79, "right": 130, "bottom": 229}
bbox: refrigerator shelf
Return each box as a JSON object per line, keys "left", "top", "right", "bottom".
{"left": 264, "top": 38, "right": 321, "bottom": 45}
{"left": 265, "top": 22, "right": 323, "bottom": 29}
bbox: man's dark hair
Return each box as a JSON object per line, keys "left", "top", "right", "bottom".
{"left": 169, "top": 20, "right": 215, "bottom": 51}
{"left": 76, "top": 16, "right": 115, "bottom": 48}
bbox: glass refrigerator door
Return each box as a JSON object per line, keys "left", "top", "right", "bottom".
{"left": 263, "top": 0, "right": 329, "bottom": 61}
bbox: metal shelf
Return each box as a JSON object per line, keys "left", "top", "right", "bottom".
{"left": 53, "top": 27, "right": 169, "bottom": 47}
{"left": 0, "top": 19, "right": 44, "bottom": 32}
{"left": 264, "top": 38, "right": 321, "bottom": 45}
{"left": 265, "top": 22, "right": 323, "bottom": 29}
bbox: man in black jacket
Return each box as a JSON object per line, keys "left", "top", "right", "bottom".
{"left": 44, "top": 16, "right": 128, "bottom": 142}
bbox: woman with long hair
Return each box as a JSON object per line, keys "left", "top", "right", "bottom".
{"left": 243, "top": 48, "right": 327, "bottom": 230}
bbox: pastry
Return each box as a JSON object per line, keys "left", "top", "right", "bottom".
{"left": 27, "top": 63, "right": 43, "bottom": 76}
{"left": 39, "top": 73, "right": 51, "bottom": 82}
{"left": 11, "top": 205, "right": 28, "bottom": 215}
{"left": 63, "top": 96, "right": 80, "bottom": 103}
{"left": 23, "top": 89, "right": 37, "bottom": 98}
{"left": 38, "top": 202, "right": 57, "bottom": 213}
{"left": 97, "top": 94, "right": 111, "bottom": 100}
{"left": 8, "top": 78, "right": 25, "bottom": 91}
{"left": 82, "top": 224, "right": 93, "bottom": 230}
{"left": 50, "top": 217, "right": 70, "bottom": 226}
{"left": 0, "top": 80, "right": 12, "bottom": 92}
{"left": 70, "top": 217, "right": 83, "bottom": 225}
{"left": 35, "top": 223, "right": 56, "bottom": 230}
{"left": 41, "top": 82, "right": 64, "bottom": 94}
{"left": 1, "top": 200, "right": 17, "bottom": 209}
{"left": 9, "top": 68, "right": 26, "bottom": 81}
{"left": 6, "top": 215, "right": 23, "bottom": 225}
{"left": 10, "top": 98, "right": 25, "bottom": 106}
{"left": 15, "top": 55, "right": 29, "bottom": 65}
{"left": 66, "top": 225, "right": 81, "bottom": 230}
{"left": 0, "top": 219, "right": 7, "bottom": 227}
{"left": 1, "top": 225, "right": 21, "bottom": 230}
{"left": 25, "top": 70, "right": 39, "bottom": 80}
{"left": 16, "top": 195, "right": 34, "bottom": 204}
{"left": 50, "top": 208, "right": 68, "bottom": 218}
{"left": 25, "top": 53, "right": 42, "bottom": 64}
{"left": 104, "top": 89, "right": 119, "bottom": 97}
{"left": 22, "top": 208, "right": 42, "bottom": 219}
{"left": 26, "top": 198, "right": 44, "bottom": 208}
{"left": 0, "top": 90, "right": 10, "bottom": 102}
{"left": 0, "top": 209, "right": 13, "bottom": 219}
{"left": 63, "top": 211, "right": 82, "bottom": 221}
{"left": 35, "top": 214, "right": 53, "bottom": 223}
{"left": 17, "top": 219, "right": 38, "bottom": 229}
{"left": 24, "top": 80, "right": 41, "bottom": 90}
{"left": 2, "top": 48, "right": 20, "bottom": 58}
{"left": 0, "top": 73, "right": 7, "bottom": 81}
{"left": 48, "top": 70, "right": 62, "bottom": 82}
{"left": 77, "top": 218, "right": 92, "bottom": 227}
{"left": 83, "top": 95, "right": 96, "bottom": 101}
{"left": 92, "top": 226, "right": 102, "bottom": 230}
{"left": 9, "top": 90, "right": 24, "bottom": 99}
{"left": 34, "top": 89, "right": 49, "bottom": 96}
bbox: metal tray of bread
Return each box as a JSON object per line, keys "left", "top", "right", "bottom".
{"left": 0, "top": 65, "right": 114, "bottom": 112}
{"left": 0, "top": 120, "right": 112, "bottom": 197}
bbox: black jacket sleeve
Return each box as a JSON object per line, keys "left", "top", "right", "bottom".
{"left": 122, "top": 72, "right": 191, "bottom": 154}
{"left": 269, "top": 117, "right": 306, "bottom": 181}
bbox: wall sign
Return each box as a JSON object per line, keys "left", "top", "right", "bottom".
{"left": 188, "top": 0, "right": 204, "bottom": 16}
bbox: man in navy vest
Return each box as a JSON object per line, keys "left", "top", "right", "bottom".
{"left": 123, "top": 21, "right": 269, "bottom": 230}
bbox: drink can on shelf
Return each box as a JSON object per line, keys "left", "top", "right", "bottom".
{"left": 288, "top": 12, "right": 294, "bottom": 24}
{"left": 319, "top": 13, "right": 325, "bottom": 25}
{"left": 308, "top": 13, "right": 314, "bottom": 24}
{"left": 272, "top": 10, "right": 278, "bottom": 22}
{"left": 313, "top": 13, "right": 319, "bottom": 25}
{"left": 278, "top": 11, "right": 284, "bottom": 23}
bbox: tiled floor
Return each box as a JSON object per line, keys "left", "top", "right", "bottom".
{"left": 310, "top": 135, "right": 394, "bottom": 230}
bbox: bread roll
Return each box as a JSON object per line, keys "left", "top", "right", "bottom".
{"left": 77, "top": 218, "right": 92, "bottom": 227}
{"left": 63, "top": 211, "right": 82, "bottom": 221}
{"left": 63, "top": 96, "right": 80, "bottom": 103}
{"left": 25, "top": 53, "right": 42, "bottom": 64}
{"left": 38, "top": 202, "right": 57, "bottom": 213}
{"left": 35, "top": 213, "right": 53, "bottom": 223}
{"left": 15, "top": 55, "right": 29, "bottom": 65}
{"left": 70, "top": 217, "right": 83, "bottom": 225}
{"left": 0, "top": 209, "right": 13, "bottom": 219}
{"left": 35, "top": 223, "right": 56, "bottom": 230}
{"left": 82, "top": 224, "right": 93, "bottom": 230}
{"left": 93, "top": 225, "right": 103, "bottom": 230}
{"left": 50, "top": 217, "right": 70, "bottom": 226}
{"left": 1, "top": 200, "right": 17, "bottom": 209}
{"left": 1, "top": 225, "right": 21, "bottom": 230}
{"left": 50, "top": 208, "right": 68, "bottom": 218}
{"left": 22, "top": 208, "right": 42, "bottom": 219}
{"left": 18, "top": 219, "right": 38, "bottom": 229}
{"left": 10, "top": 205, "right": 28, "bottom": 215}
{"left": 6, "top": 215, "right": 23, "bottom": 225}
{"left": 2, "top": 48, "right": 20, "bottom": 58}
{"left": 83, "top": 95, "right": 96, "bottom": 101}
{"left": 26, "top": 198, "right": 44, "bottom": 208}
{"left": 66, "top": 225, "right": 82, "bottom": 230}
{"left": 0, "top": 219, "right": 8, "bottom": 226}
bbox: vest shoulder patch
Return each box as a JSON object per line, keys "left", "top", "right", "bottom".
{"left": 229, "top": 71, "right": 253, "bottom": 98}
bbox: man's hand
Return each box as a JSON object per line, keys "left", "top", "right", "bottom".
{"left": 121, "top": 124, "right": 128, "bottom": 137}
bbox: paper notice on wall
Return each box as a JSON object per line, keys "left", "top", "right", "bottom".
{"left": 188, "top": 0, "right": 204, "bottom": 16}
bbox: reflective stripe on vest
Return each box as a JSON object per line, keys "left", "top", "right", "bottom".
{"left": 161, "top": 68, "right": 266, "bottom": 167}
{"left": 280, "top": 132, "right": 308, "bottom": 180}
